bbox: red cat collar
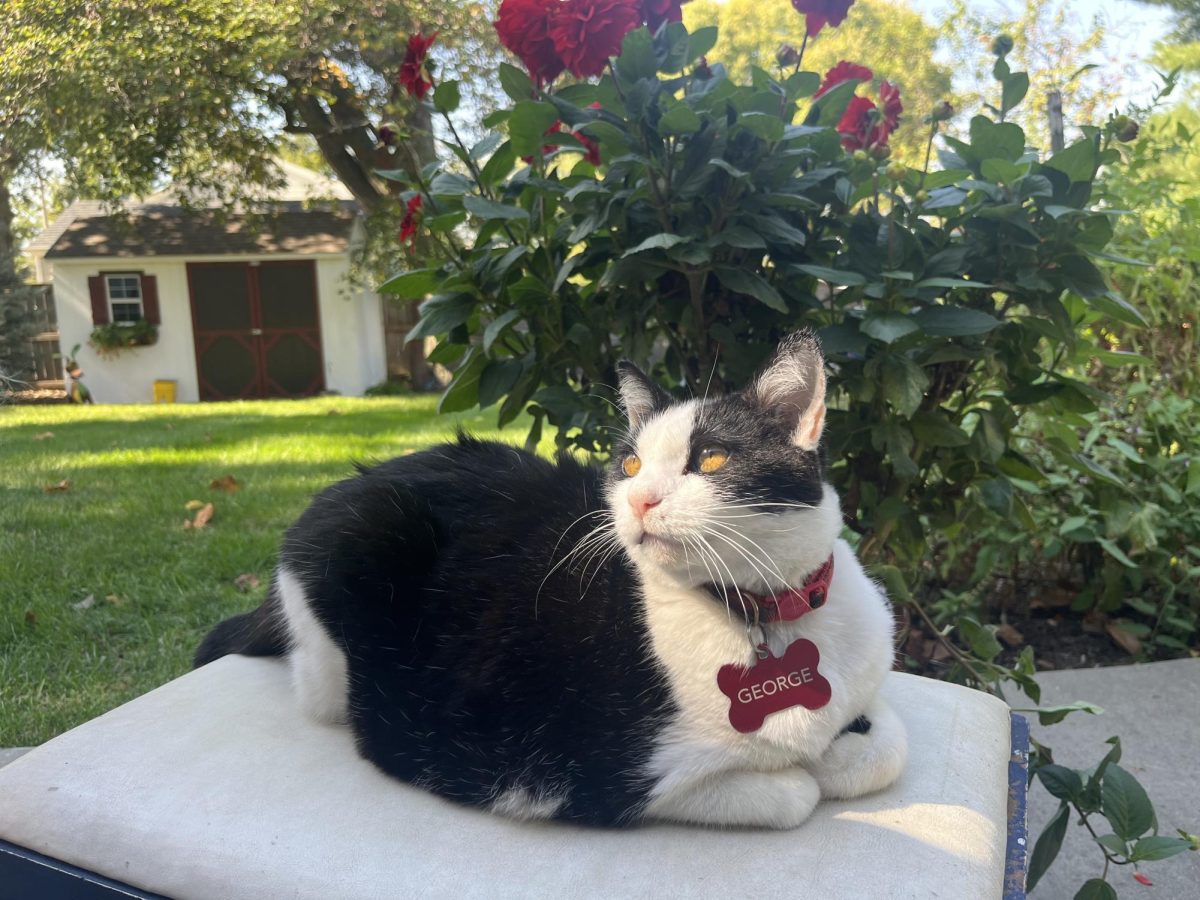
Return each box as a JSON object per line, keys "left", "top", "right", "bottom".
{"left": 748, "top": 554, "right": 835, "bottom": 623}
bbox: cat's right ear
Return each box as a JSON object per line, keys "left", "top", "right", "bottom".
{"left": 616, "top": 361, "right": 671, "bottom": 430}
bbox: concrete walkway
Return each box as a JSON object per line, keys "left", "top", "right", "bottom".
{"left": 0, "top": 748, "right": 30, "bottom": 768}
{"left": 1024, "top": 658, "right": 1200, "bottom": 898}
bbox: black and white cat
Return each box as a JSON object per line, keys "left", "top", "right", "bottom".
{"left": 196, "top": 331, "right": 906, "bottom": 828}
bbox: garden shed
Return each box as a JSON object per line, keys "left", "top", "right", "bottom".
{"left": 28, "top": 163, "right": 390, "bottom": 404}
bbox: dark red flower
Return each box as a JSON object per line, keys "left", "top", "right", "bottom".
{"left": 835, "top": 80, "right": 902, "bottom": 151}
{"left": 399, "top": 194, "right": 423, "bottom": 250}
{"left": 791, "top": 0, "right": 856, "bottom": 38}
{"left": 522, "top": 120, "right": 603, "bottom": 166}
{"left": 836, "top": 96, "right": 878, "bottom": 151}
{"left": 495, "top": 0, "right": 565, "bottom": 87}
{"left": 814, "top": 60, "right": 873, "bottom": 98}
{"left": 398, "top": 32, "right": 438, "bottom": 100}
{"left": 642, "top": 0, "right": 689, "bottom": 31}
{"left": 549, "top": 0, "right": 642, "bottom": 78}
{"left": 879, "top": 79, "right": 902, "bottom": 129}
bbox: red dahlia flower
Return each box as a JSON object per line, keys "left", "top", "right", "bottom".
{"left": 791, "top": 0, "right": 856, "bottom": 38}
{"left": 835, "top": 80, "right": 902, "bottom": 151}
{"left": 495, "top": 0, "right": 565, "bottom": 87}
{"left": 814, "top": 60, "right": 873, "bottom": 98}
{"left": 549, "top": 0, "right": 642, "bottom": 78}
{"left": 398, "top": 32, "right": 438, "bottom": 100}
{"left": 399, "top": 194, "right": 423, "bottom": 250}
{"left": 642, "top": 0, "right": 689, "bottom": 31}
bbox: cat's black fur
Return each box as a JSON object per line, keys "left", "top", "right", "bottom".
{"left": 197, "top": 352, "right": 839, "bottom": 825}
{"left": 199, "top": 435, "right": 676, "bottom": 825}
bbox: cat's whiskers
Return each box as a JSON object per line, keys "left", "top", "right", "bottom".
{"left": 692, "top": 532, "right": 752, "bottom": 625}
{"left": 681, "top": 535, "right": 735, "bottom": 625}
{"left": 537, "top": 514, "right": 617, "bottom": 613}
{"left": 704, "top": 521, "right": 791, "bottom": 590}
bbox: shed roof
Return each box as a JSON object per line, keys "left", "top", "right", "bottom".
{"left": 43, "top": 202, "right": 358, "bottom": 260}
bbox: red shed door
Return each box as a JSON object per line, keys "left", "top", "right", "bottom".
{"left": 189, "top": 261, "right": 325, "bottom": 401}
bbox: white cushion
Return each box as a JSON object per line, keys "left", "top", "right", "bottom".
{"left": 0, "top": 657, "right": 1011, "bottom": 899}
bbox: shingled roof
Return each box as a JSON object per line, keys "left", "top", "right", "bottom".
{"left": 43, "top": 201, "right": 358, "bottom": 260}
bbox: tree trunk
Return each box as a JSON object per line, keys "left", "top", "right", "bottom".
{"left": 0, "top": 169, "right": 18, "bottom": 280}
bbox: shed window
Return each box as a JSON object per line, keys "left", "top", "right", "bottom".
{"left": 106, "top": 274, "right": 143, "bottom": 324}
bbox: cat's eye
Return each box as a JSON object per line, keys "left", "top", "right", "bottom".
{"left": 622, "top": 455, "right": 642, "bottom": 477}
{"left": 698, "top": 446, "right": 729, "bottom": 474}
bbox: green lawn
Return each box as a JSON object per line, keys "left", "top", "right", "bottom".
{"left": 1, "top": 396, "right": 534, "bottom": 747}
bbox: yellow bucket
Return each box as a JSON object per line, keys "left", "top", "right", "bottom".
{"left": 153, "top": 380, "right": 177, "bottom": 403}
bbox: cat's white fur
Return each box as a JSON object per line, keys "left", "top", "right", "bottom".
{"left": 278, "top": 567, "right": 349, "bottom": 725}
{"left": 277, "top": 343, "right": 905, "bottom": 829}
{"left": 611, "top": 392, "right": 906, "bottom": 828}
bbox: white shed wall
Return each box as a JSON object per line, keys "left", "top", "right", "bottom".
{"left": 46, "top": 254, "right": 385, "bottom": 404}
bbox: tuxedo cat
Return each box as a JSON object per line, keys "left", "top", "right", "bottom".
{"left": 196, "top": 331, "right": 906, "bottom": 828}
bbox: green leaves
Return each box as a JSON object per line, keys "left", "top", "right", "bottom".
{"left": 462, "top": 195, "right": 529, "bottom": 222}
{"left": 879, "top": 355, "right": 929, "bottom": 418}
{"left": 913, "top": 306, "right": 1002, "bottom": 336}
{"left": 1028, "top": 803, "right": 1070, "bottom": 892}
{"left": 508, "top": 101, "right": 559, "bottom": 156}
{"left": 1101, "top": 765, "right": 1154, "bottom": 841}
{"left": 713, "top": 267, "right": 787, "bottom": 312}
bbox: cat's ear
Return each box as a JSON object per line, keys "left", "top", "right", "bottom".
{"left": 616, "top": 360, "right": 671, "bottom": 429}
{"left": 751, "top": 331, "right": 827, "bottom": 451}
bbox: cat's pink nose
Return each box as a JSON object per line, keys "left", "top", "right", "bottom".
{"left": 629, "top": 493, "right": 662, "bottom": 519}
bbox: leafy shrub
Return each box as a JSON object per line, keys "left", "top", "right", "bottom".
{"left": 385, "top": 19, "right": 1138, "bottom": 583}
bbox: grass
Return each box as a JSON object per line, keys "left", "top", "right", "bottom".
{"left": 1, "top": 396, "right": 536, "bottom": 747}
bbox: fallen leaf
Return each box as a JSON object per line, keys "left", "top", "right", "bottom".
{"left": 1106, "top": 621, "right": 1142, "bottom": 656}
{"left": 184, "top": 502, "right": 215, "bottom": 530}
{"left": 33, "top": 431, "right": 55, "bottom": 441}
{"left": 233, "top": 573, "right": 261, "bottom": 592}
{"left": 996, "top": 624, "right": 1025, "bottom": 648}
{"left": 165, "top": 423, "right": 174, "bottom": 430}
{"left": 1029, "top": 587, "right": 1075, "bottom": 610}
{"left": 184, "top": 499, "right": 206, "bottom": 511}
{"left": 1134, "top": 872, "right": 1153, "bottom": 886}
{"left": 326, "top": 409, "right": 342, "bottom": 416}
{"left": 72, "top": 594, "right": 96, "bottom": 610}
{"left": 43, "top": 479, "right": 71, "bottom": 493}
{"left": 105, "top": 594, "right": 124, "bottom": 606}
{"left": 1082, "top": 609, "right": 1108, "bottom": 635}
{"left": 209, "top": 475, "right": 241, "bottom": 493}
{"left": 24, "top": 610, "right": 37, "bottom": 626}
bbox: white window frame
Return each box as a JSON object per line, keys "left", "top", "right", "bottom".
{"left": 105, "top": 273, "right": 144, "bottom": 326}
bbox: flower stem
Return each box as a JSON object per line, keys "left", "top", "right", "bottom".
{"left": 918, "top": 122, "right": 938, "bottom": 191}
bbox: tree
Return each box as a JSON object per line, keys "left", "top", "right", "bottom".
{"left": 684, "top": 0, "right": 954, "bottom": 161}
{"left": 0, "top": 1, "right": 502, "bottom": 280}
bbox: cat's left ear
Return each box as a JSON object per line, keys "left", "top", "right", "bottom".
{"left": 751, "top": 331, "right": 827, "bottom": 451}
{"left": 616, "top": 360, "right": 671, "bottom": 429}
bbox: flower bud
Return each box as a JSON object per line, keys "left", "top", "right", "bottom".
{"left": 853, "top": 149, "right": 870, "bottom": 163}
{"left": 930, "top": 101, "right": 954, "bottom": 123}
{"left": 915, "top": 189, "right": 929, "bottom": 204}
{"left": 992, "top": 34, "right": 1014, "bottom": 57}
{"left": 870, "top": 143, "right": 891, "bottom": 160}
{"left": 886, "top": 162, "right": 906, "bottom": 182}
{"left": 1111, "top": 115, "right": 1140, "bottom": 143}
{"left": 694, "top": 56, "right": 712, "bottom": 79}
{"left": 776, "top": 44, "right": 801, "bottom": 68}
{"left": 378, "top": 122, "right": 400, "bottom": 146}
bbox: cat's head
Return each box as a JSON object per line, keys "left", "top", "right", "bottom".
{"left": 609, "top": 331, "right": 842, "bottom": 596}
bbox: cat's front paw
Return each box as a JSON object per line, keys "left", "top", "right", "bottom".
{"left": 645, "top": 766, "right": 820, "bottom": 829}
{"left": 811, "top": 699, "right": 907, "bottom": 799}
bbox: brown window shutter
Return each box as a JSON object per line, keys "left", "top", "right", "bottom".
{"left": 88, "top": 276, "right": 110, "bottom": 325}
{"left": 141, "top": 275, "right": 160, "bottom": 325}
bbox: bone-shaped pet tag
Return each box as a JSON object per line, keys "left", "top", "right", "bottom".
{"left": 716, "top": 638, "right": 832, "bottom": 734}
